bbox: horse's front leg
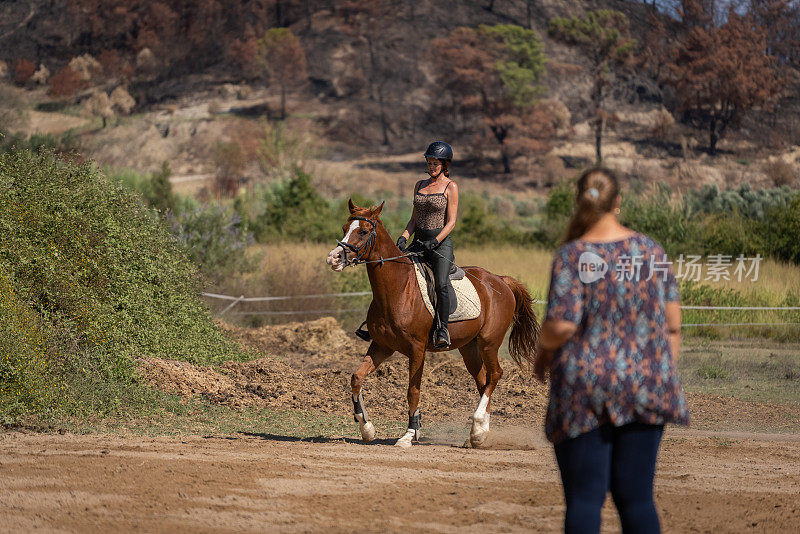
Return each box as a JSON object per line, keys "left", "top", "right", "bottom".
{"left": 395, "top": 347, "right": 425, "bottom": 449}
{"left": 351, "top": 342, "right": 393, "bottom": 442}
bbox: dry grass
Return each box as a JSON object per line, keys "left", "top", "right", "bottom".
{"left": 709, "top": 259, "right": 800, "bottom": 304}
{"left": 233, "top": 242, "right": 800, "bottom": 306}
{"left": 457, "top": 245, "right": 553, "bottom": 300}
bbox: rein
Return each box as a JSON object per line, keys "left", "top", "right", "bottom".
{"left": 356, "top": 251, "right": 421, "bottom": 265}
{"left": 336, "top": 217, "right": 497, "bottom": 294}
{"left": 337, "top": 216, "right": 420, "bottom": 267}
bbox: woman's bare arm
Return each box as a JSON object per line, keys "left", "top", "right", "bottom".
{"left": 540, "top": 319, "right": 578, "bottom": 350}
{"left": 665, "top": 301, "right": 681, "bottom": 363}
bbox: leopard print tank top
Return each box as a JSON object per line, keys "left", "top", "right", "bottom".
{"left": 414, "top": 181, "right": 450, "bottom": 230}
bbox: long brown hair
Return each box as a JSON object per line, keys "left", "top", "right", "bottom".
{"left": 563, "top": 167, "right": 620, "bottom": 243}
{"left": 442, "top": 159, "right": 450, "bottom": 178}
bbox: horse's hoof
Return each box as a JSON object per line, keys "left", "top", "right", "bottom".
{"left": 470, "top": 431, "right": 488, "bottom": 448}
{"left": 360, "top": 421, "right": 376, "bottom": 442}
{"left": 470, "top": 414, "right": 490, "bottom": 448}
{"left": 395, "top": 429, "right": 415, "bottom": 449}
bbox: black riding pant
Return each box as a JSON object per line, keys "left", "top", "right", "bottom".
{"left": 413, "top": 228, "right": 454, "bottom": 329}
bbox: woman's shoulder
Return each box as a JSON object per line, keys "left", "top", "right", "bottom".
{"left": 553, "top": 241, "right": 582, "bottom": 264}
{"left": 633, "top": 233, "right": 668, "bottom": 255}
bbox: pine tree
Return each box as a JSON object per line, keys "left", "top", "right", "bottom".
{"left": 548, "top": 10, "right": 636, "bottom": 162}
{"left": 258, "top": 28, "right": 308, "bottom": 120}
{"left": 430, "top": 24, "right": 549, "bottom": 174}
{"left": 149, "top": 161, "right": 176, "bottom": 214}
{"left": 661, "top": 2, "right": 783, "bottom": 155}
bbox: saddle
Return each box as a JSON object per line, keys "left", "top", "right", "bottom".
{"left": 412, "top": 257, "right": 465, "bottom": 317}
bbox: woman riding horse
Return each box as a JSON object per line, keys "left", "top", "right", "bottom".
{"left": 326, "top": 199, "right": 539, "bottom": 448}
{"left": 356, "top": 141, "right": 459, "bottom": 349}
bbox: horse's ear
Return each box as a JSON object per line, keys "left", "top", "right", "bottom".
{"left": 348, "top": 198, "right": 357, "bottom": 214}
{"left": 372, "top": 201, "right": 385, "bottom": 218}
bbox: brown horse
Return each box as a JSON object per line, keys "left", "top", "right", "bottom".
{"left": 326, "top": 200, "right": 539, "bottom": 448}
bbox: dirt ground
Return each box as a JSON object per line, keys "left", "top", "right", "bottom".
{"left": 1, "top": 429, "right": 799, "bottom": 533}
{"left": 138, "top": 318, "right": 800, "bottom": 433}
{"left": 3, "top": 318, "right": 800, "bottom": 533}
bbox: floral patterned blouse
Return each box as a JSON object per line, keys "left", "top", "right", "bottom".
{"left": 544, "top": 233, "right": 690, "bottom": 444}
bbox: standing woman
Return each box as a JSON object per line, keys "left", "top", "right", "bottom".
{"left": 534, "top": 167, "right": 689, "bottom": 534}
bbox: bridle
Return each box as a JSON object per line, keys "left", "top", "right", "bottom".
{"left": 336, "top": 216, "right": 420, "bottom": 267}
{"left": 337, "top": 216, "right": 377, "bottom": 267}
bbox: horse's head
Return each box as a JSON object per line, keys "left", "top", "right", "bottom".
{"left": 326, "top": 199, "right": 384, "bottom": 271}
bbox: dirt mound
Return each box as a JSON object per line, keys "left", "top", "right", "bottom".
{"left": 141, "top": 317, "right": 550, "bottom": 424}
{"left": 140, "top": 317, "right": 800, "bottom": 433}
{"left": 217, "top": 317, "right": 360, "bottom": 367}
{"left": 136, "top": 356, "right": 258, "bottom": 408}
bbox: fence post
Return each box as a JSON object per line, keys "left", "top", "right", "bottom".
{"left": 218, "top": 295, "right": 245, "bottom": 316}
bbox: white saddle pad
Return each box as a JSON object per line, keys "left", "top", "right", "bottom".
{"left": 413, "top": 262, "right": 481, "bottom": 322}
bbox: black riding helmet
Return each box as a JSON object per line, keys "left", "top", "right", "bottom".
{"left": 424, "top": 141, "right": 453, "bottom": 162}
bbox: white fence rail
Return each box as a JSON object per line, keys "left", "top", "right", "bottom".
{"left": 201, "top": 291, "right": 800, "bottom": 327}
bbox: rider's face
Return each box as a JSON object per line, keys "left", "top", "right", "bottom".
{"left": 426, "top": 157, "right": 442, "bottom": 175}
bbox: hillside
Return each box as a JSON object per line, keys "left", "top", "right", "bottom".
{"left": 1, "top": 0, "right": 799, "bottom": 194}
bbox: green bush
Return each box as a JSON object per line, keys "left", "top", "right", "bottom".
{"left": 621, "top": 183, "right": 800, "bottom": 265}
{"left": 149, "top": 161, "right": 177, "bottom": 214}
{"left": 686, "top": 183, "right": 793, "bottom": 221}
{"left": 763, "top": 194, "right": 800, "bottom": 264}
{"left": 253, "top": 169, "right": 338, "bottom": 242}
{"left": 106, "top": 163, "right": 186, "bottom": 214}
{"left": 621, "top": 183, "right": 698, "bottom": 254}
{"left": 0, "top": 267, "right": 54, "bottom": 421}
{"left": 167, "top": 203, "right": 257, "bottom": 283}
{"left": 692, "top": 212, "right": 764, "bottom": 257}
{"left": 1, "top": 129, "right": 79, "bottom": 155}
{"left": 544, "top": 178, "right": 574, "bottom": 220}
{"left": 0, "top": 150, "right": 250, "bottom": 422}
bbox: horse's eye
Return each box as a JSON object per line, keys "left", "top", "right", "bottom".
{"left": 359, "top": 229, "right": 368, "bottom": 236}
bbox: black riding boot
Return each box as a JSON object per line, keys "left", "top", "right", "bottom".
{"left": 433, "top": 286, "right": 451, "bottom": 348}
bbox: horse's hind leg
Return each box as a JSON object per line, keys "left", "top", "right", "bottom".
{"left": 351, "top": 342, "right": 393, "bottom": 442}
{"left": 469, "top": 340, "right": 504, "bottom": 448}
{"left": 458, "top": 339, "right": 487, "bottom": 397}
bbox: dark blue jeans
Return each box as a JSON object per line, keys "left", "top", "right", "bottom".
{"left": 554, "top": 422, "right": 664, "bottom": 534}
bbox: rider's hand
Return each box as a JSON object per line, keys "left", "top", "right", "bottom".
{"left": 396, "top": 236, "right": 407, "bottom": 251}
{"left": 422, "top": 239, "right": 439, "bottom": 252}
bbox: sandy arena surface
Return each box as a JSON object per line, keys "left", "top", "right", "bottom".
{"left": 3, "top": 318, "right": 799, "bottom": 532}
{"left": 1, "top": 428, "right": 800, "bottom": 533}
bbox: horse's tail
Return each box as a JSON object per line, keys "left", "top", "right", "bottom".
{"left": 501, "top": 276, "right": 540, "bottom": 371}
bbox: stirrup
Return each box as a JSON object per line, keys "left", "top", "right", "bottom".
{"left": 354, "top": 320, "right": 371, "bottom": 342}
{"left": 433, "top": 327, "right": 450, "bottom": 348}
